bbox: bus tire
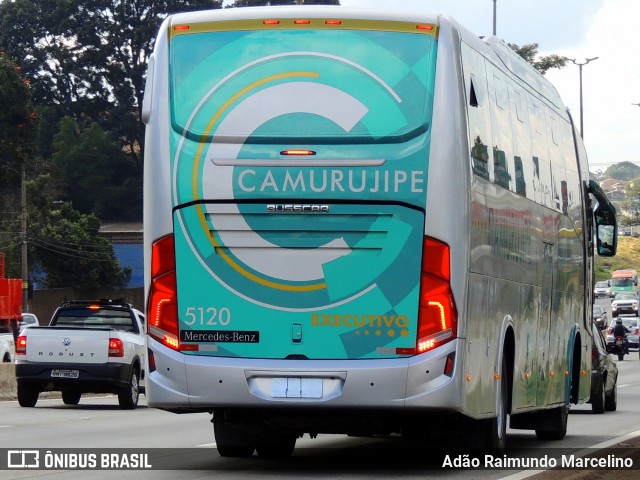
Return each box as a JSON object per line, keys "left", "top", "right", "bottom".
{"left": 214, "top": 422, "right": 256, "bottom": 458}
{"left": 535, "top": 405, "right": 568, "bottom": 440}
{"left": 255, "top": 434, "right": 297, "bottom": 459}
{"left": 483, "top": 356, "right": 508, "bottom": 450}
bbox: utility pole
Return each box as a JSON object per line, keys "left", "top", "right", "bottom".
{"left": 568, "top": 57, "right": 599, "bottom": 138}
{"left": 492, "top": 0, "right": 497, "bottom": 36}
{"left": 21, "top": 164, "right": 28, "bottom": 311}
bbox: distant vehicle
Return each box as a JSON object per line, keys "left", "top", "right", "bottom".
{"left": 608, "top": 335, "right": 628, "bottom": 361}
{"left": 611, "top": 292, "right": 639, "bottom": 317}
{"left": 610, "top": 269, "right": 637, "bottom": 295}
{"left": 592, "top": 304, "right": 608, "bottom": 329}
{"left": 606, "top": 316, "right": 640, "bottom": 351}
{"left": 594, "top": 281, "right": 614, "bottom": 299}
{"left": 0, "top": 331, "right": 15, "bottom": 362}
{"left": 15, "top": 299, "right": 146, "bottom": 409}
{"left": 0, "top": 253, "right": 22, "bottom": 338}
{"left": 589, "top": 323, "right": 617, "bottom": 413}
{"left": 19, "top": 313, "right": 39, "bottom": 331}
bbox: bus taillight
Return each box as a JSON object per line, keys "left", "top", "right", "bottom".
{"left": 417, "top": 237, "right": 457, "bottom": 353}
{"left": 148, "top": 234, "right": 180, "bottom": 351}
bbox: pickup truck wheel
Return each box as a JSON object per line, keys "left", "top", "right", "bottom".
{"left": 591, "top": 377, "right": 605, "bottom": 414}
{"left": 17, "top": 381, "right": 39, "bottom": 408}
{"left": 118, "top": 368, "right": 139, "bottom": 410}
{"left": 605, "top": 382, "right": 618, "bottom": 411}
{"left": 62, "top": 389, "right": 82, "bottom": 405}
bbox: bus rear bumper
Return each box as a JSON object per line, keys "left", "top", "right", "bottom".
{"left": 146, "top": 337, "right": 463, "bottom": 413}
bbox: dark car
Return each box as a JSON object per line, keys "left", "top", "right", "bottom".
{"left": 589, "top": 323, "right": 618, "bottom": 413}
{"left": 592, "top": 304, "right": 608, "bottom": 329}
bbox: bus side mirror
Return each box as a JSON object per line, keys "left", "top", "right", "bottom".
{"left": 596, "top": 224, "right": 616, "bottom": 257}
{"left": 589, "top": 180, "right": 617, "bottom": 257}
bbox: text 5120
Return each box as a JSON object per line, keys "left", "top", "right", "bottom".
{"left": 183, "top": 307, "right": 231, "bottom": 326}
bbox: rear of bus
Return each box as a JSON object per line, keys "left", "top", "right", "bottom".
{"left": 144, "top": 7, "right": 461, "bottom": 434}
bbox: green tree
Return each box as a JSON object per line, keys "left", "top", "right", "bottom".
{"left": 0, "top": 51, "right": 37, "bottom": 279}
{"left": 0, "top": 0, "right": 221, "bottom": 169}
{"left": 605, "top": 161, "right": 640, "bottom": 181}
{"left": 622, "top": 179, "right": 640, "bottom": 225}
{"left": 508, "top": 43, "right": 568, "bottom": 75}
{"left": 52, "top": 118, "right": 141, "bottom": 220}
{"left": 0, "top": 51, "right": 36, "bottom": 184}
{"left": 29, "top": 202, "right": 130, "bottom": 291}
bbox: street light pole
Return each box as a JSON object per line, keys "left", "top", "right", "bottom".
{"left": 568, "top": 57, "right": 599, "bottom": 138}
{"left": 21, "top": 164, "right": 28, "bottom": 311}
{"left": 492, "top": 0, "right": 497, "bottom": 35}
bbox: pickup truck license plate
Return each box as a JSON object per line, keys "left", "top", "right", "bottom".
{"left": 51, "top": 369, "right": 79, "bottom": 379}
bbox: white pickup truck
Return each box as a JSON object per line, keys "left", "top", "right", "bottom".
{"left": 1, "top": 332, "right": 15, "bottom": 363}
{"left": 15, "top": 300, "right": 145, "bottom": 409}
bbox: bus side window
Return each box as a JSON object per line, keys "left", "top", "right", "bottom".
{"left": 462, "top": 43, "right": 493, "bottom": 182}
{"left": 486, "top": 64, "right": 514, "bottom": 190}
{"left": 508, "top": 82, "right": 531, "bottom": 198}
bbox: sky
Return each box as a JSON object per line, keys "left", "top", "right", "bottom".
{"left": 310, "top": 0, "right": 640, "bottom": 173}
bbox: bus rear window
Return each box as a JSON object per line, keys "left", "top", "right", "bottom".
{"left": 169, "top": 28, "right": 437, "bottom": 142}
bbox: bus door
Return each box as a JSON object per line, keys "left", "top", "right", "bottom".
{"left": 535, "top": 241, "right": 555, "bottom": 406}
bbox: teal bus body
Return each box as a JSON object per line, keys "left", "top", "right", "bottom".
{"left": 143, "top": 6, "right": 616, "bottom": 454}
{"left": 169, "top": 26, "right": 436, "bottom": 361}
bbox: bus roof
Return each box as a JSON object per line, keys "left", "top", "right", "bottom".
{"left": 612, "top": 270, "right": 636, "bottom": 278}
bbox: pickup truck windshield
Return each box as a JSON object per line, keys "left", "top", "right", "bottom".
{"left": 52, "top": 308, "right": 136, "bottom": 332}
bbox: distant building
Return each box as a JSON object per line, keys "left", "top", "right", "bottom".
{"left": 599, "top": 178, "right": 627, "bottom": 201}
{"left": 99, "top": 222, "right": 143, "bottom": 288}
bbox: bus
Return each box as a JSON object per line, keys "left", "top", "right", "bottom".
{"left": 610, "top": 269, "right": 637, "bottom": 295}
{"left": 142, "top": 6, "right": 617, "bottom": 455}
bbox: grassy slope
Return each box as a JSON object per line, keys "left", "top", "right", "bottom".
{"left": 595, "top": 236, "right": 640, "bottom": 282}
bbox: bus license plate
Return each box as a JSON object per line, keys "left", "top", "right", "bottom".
{"left": 271, "top": 378, "right": 323, "bottom": 398}
{"left": 51, "top": 369, "right": 79, "bottom": 379}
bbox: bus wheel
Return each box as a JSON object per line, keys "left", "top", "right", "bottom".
{"left": 535, "top": 405, "right": 568, "bottom": 440}
{"left": 213, "top": 422, "right": 256, "bottom": 458}
{"left": 483, "top": 357, "right": 508, "bottom": 450}
{"left": 255, "top": 433, "right": 297, "bottom": 459}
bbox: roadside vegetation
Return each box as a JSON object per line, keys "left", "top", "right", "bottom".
{"left": 595, "top": 236, "right": 640, "bottom": 282}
